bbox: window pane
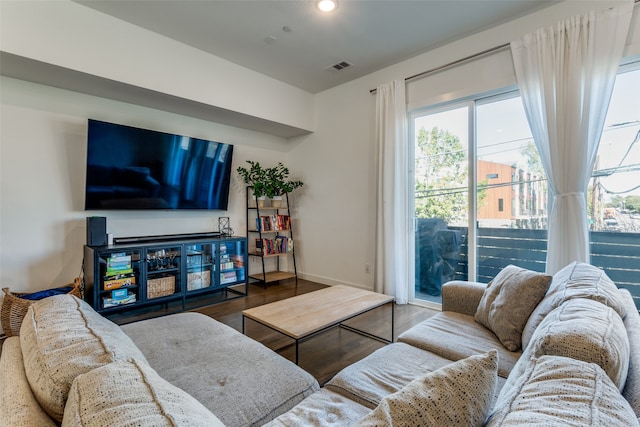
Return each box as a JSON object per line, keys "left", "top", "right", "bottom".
{"left": 476, "top": 96, "right": 547, "bottom": 281}
{"left": 414, "top": 107, "right": 468, "bottom": 304}
{"left": 589, "top": 67, "right": 640, "bottom": 310}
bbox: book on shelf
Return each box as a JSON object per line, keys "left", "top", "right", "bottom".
{"left": 220, "top": 261, "right": 234, "bottom": 270}
{"left": 105, "top": 267, "right": 133, "bottom": 276}
{"left": 255, "top": 237, "right": 294, "bottom": 255}
{"left": 108, "top": 253, "right": 130, "bottom": 262}
{"left": 102, "top": 291, "right": 136, "bottom": 308}
{"left": 106, "top": 260, "right": 131, "bottom": 269}
{"left": 256, "top": 214, "right": 290, "bottom": 232}
{"left": 220, "top": 271, "right": 237, "bottom": 284}
{"left": 103, "top": 274, "right": 136, "bottom": 291}
{"left": 105, "top": 253, "right": 133, "bottom": 277}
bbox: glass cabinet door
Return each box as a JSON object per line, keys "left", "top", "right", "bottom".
{"left": 99, "top": 249, "right": 141, "bottom": 309}
{"left": 145, "top": 245, "right": 182, "bottom": 300}
{"left": 185, "top": 244, "right": 214, "bottom": 292}
{"left": 218, "top": 240, "right": 246, "bottom": 286}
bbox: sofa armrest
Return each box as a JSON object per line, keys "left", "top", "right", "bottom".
{"left": 441, "top": 280, "right": 487, "bottom": 316}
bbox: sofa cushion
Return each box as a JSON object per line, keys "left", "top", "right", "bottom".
{"left": 522, "top": 261, "right": 625, "bottom": 349}
{"left": 62, "top": 358, "right": 224, "bottom": 427}
{"left": 122, "top": 312, "right": 319, "bottom": 427}
{"left": 398, "top": 311, "right": 520, "bottom": 378}
{"left": 353, "top": 351, "right": 498, "bottom": 427}
{"left": 620, "top": 289, "right": 640, "bottom": 418}
{"left": 528, "top": 298, "right": 629, "bottom": 390}
{"left": 327, "top": 342, "right": 459, "bottom": 408}
{"left": 475, "top": 265, "right": 552, "bottom": 351}
{"left": 0, "top": 337, "right": 57, "bottom": 427}
{"left": 20, "top": 294, "right": 148, "bottom": 422}
{"left": 486, "top": 355, "right": 639, "bottom": 427}
{"left": 264, "top": 388, "right": 371, "bottom": 427}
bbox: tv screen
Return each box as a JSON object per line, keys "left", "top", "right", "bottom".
{"left": 84, "top": 119, "right": 234, "bottom": 210}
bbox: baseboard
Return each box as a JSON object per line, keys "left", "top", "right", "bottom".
{"left": 298, "top": 272, "right": 373, "bottom": 292}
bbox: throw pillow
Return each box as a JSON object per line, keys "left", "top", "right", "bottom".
{"left": 475, "top": 265, "right": 551, "bottom": 351}
{"left": 20, "top": 294, "right": 148, "bottom": 422}
{"left": 354, "top": 350, "right": 498, "bottom": 427}
{"left": 62, "top": 359, "right": 225, "bottom": 427}
{"left": 486, "top": 355, "right": 639, "bottom": 426}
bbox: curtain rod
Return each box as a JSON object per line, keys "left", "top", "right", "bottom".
{"left": 370, "top": 0, "right": 640, "bottom": 95}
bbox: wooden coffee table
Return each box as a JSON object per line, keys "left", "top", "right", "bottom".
{"left": 242, "top": 285, "right": 394, "bottom": 364}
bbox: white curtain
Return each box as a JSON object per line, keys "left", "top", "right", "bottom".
{"left": 510, "top": 4, "right": 633, "bottom": 275}
{"left": 374, "top": 80, "right": 409, "bottom": 304}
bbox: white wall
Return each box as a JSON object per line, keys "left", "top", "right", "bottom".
{"left": 0, "top": 77, "right": 292, "bottom": 291}
{"left": 291, "top": 1, "right": 640, "bottom": 291}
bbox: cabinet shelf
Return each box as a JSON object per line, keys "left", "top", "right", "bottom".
{"left": 247, "top": 206, "right": 288, "bottom": 210}
{"left": 249, "top": 251, "right": 294, "bottom": 258}
{"left": 147, "top": 267, "right": 180, "bottom": 275}
{"left": 249, "top": 271, "right": 296, "bottom": 283}
{"left": 186, "top": 263, "right": 213, "bottom": 270}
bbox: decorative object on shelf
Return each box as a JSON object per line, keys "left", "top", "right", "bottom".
{"left": 1, "top": 278, "right": 82, "bottom": 336}
{"left": 219, "top": 217, "right": 233, "bottom": 236}
{"left": 147, "top": 276, "right": 175, "bottom": 299}
{"left": 271, "top": 195, "right": 284, "bottom": 208}
{"left": 236, "top": 161, "right": 304, "bottom": 202}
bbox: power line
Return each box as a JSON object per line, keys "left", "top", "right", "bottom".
{"left": 600, "top": 181, "right": 640, "bottom": 195}
{"left": 415, "top": 177, "right": 547, "bottom": 199}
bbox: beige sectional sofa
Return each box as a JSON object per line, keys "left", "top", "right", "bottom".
{"left": 0, "top": 295, "right": 319, "bottom": 426}
{"left": 268, "top": 261, "right": 640, "bottom": 426}
{"left": 1, "top": 261, "right": 639, "bottom": 426}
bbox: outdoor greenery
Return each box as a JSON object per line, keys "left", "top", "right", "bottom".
{"left": 415, "top": 126, "right": 468, "bottom": 224}
{"left": 610, "top": 195, "right": 640, "bottom": 213}
{"left": 237, "top": 161, "right": 304, "bottom": 198}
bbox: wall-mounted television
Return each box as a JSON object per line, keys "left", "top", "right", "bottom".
{"left": 84, "top": 119, "right": 234, "bottom": 210}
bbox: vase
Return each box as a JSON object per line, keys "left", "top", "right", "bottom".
{"left": 271, "top": 196, "right": 283, "bottom": 208}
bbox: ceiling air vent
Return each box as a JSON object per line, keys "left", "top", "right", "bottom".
{"left": 326, "top": 60, "right": 353, "bottom": 71}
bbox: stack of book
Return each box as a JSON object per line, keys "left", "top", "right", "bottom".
{"left": 102, "top": 291, "right": 136, "bottom": 308}
{"left": 256, "top": 214, "right": 290, "bottom": 231}
{"left": 220, "top": 271, "right": 237, "bottom": 285}
{"left": 255, "top": 236, "right": 293, "bottom": 255}
{"left": 102, "top": 252, "right": 136, "bottom": 308}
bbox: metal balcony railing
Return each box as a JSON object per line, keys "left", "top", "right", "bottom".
{"left": 415, "top": 224, "right": 640, "bottom": 311}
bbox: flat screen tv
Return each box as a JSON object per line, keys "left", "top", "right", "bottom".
{"left": 84, "top": 119, "right": 234, "bottom": 210}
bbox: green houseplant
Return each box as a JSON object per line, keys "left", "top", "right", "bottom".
{"left": 237, "top": 161, "right": 303, "bottom": 205}
{"left": 237, "top": 160, "right": 269, "bottom": 198}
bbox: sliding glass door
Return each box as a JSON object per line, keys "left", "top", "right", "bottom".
{"left": 413, "top": 105, "right": 470, "bottom": 305}
{"left": 475, "top": 94, "right": 547, "bottom": 283}
{"left": 412, "top": 92, "right": 545, "bottom": 305}
{"left": 411, "top": 66, "right": 639, "bottom": 310}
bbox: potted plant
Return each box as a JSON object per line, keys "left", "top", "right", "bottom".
{"left": 237, "top": 160, "right": 269, "bottom": 206}
{"left": 264, "top": 163, "right": 303, "bottom": 207}
{"left": 237, "top": 161, "right": 303, "bottom": 207}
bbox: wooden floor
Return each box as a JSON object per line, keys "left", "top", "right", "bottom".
{"left": 193, "top": 279, "right": 438, "bottom": 385}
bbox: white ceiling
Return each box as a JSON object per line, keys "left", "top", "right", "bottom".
{"left": 75, "top": 0, "right": 557, "bottom": 94}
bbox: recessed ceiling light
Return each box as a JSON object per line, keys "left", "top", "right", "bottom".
{"left": 317, "top": 0, "right": 337, "bottom": 12}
